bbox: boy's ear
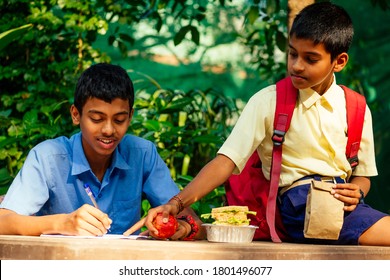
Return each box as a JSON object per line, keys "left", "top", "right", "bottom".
{"left": 333, "top": 52, "right": 349, "bottom": 72}
{"left": 70, "top": 105, "right": 81, "bottom": 125}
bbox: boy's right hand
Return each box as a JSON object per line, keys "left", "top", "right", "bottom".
{"left": 123, "top": 203, "right": 177, "bottom": 237}
{"left": 60, "top": 204, "right": 112, "bottom": 236}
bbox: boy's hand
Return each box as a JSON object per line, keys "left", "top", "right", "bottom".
{"left": 170, "top": 219, "right": 191, "bottom": 240}
{"left": 60, "top": 204, "right": 112, "bottom": 236}
{"left": 123, "top": 203, "right": 178, "bottom": 237}
{"left": 331, "top": 183, "right": 361, "bottom": 211}
{"left": 123, "top": 214, "right": 190, "bottom": 240}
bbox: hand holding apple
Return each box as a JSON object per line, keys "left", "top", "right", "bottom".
{"left": 152, "top": 213, "right": 178, "bottom": 239}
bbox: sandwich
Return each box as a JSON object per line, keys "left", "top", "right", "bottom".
{"left": 201, "top": 205, "right": 256, "bottom": 226}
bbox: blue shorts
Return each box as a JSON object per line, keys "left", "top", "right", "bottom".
{"left": 279, "top": 177, "right": 387, "bottom": 245}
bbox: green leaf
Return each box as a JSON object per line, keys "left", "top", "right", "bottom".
{"left": 0, "top": 168, "right": 12, "bottom": 185}
{"left": 143, "top": 120, "right": 160, "bottom": 131}
{"left": 0, "top": 24, "right": 33, "bottom": 52}
{"left": 108, "top": 35, "right": 116, "bottom": 45}
{"left": 23, "top": 110, "right": 38, "bottom": 125}
{"left": 190, "top": 26, "right": 200, "bottom": 45}
{"left": 247, "top": 6, "right": 259, "bottom": 25}
{"left": 7, "top": 124, "right": 25, "bottom": 137}
{"left": 0, "top": 136, "right": 17, "bottom": 149}
{"left": 159, "top": 97, "right": 193, "bottom": 113}
{"left": 176, "top": 175, "right": 194, "bottom": 182}
{"left": 266, "top": 0, "right": 277, "bottom": 15}
{"left": 119, "top": 33, "right": 135, "bottom": 45}
{"left": 276, "top": 30, "right": 286, "bottom": 52}
{"left": 0, "top": 110, "right": 12, "bottom": 118}
{"left": 174, "top": 25, "right": 191, "bottom": 46}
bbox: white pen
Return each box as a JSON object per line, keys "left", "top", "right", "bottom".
{"left": 83, "top": 183, "right": 99, "bottom": 209}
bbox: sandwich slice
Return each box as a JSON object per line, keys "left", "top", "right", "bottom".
{"left": 201, "top": 205, "right": 256, "bottom": 226}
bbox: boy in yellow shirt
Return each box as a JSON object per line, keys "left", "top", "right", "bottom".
{"left": 128, "top": 2, "right": 390, "bottom": 245}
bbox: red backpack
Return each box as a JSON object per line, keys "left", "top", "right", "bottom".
{"left": 224, "top": 77, "right": 366, "bottom": 242}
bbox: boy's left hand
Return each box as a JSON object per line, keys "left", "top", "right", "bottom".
{"left": 331, "top": 183, "right": 361, "bottom": 211}
{"left": 169, "top": 219, "right": 191, "bottom": 240}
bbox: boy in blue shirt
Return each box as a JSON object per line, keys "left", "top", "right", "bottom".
{"left": 133, "top": 2, "right": 390, "bottom": 245}
{"left": 0, "top": 63, "right": 203, "bottom": 240}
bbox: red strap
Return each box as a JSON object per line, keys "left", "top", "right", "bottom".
{"left": 266, "top": 77, "right": 297, "bottom": 243}
{"left": 341, "top": 85, "right": 366, "bottom": 169}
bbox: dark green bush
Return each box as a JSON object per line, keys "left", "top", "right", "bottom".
{"left": 0, "top": 1, "right": 285, "bottom": 215}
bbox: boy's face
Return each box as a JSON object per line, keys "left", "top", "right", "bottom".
{"left": 70, "top": 97, "right": 133, "bottom": 163}
{"left": 287, "top": 35, "right": 347, "bottom": 95}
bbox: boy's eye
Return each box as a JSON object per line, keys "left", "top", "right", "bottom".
{"left": 90, "top": 118, "right": 126, "bottom": 124}
{"left": 306, "top": 57, "right": 319, "bottom": 64}
{"left": 288, "top": 51, "right": 297, "bottom": 58}
{"left": 115, "top": 119, "right": 126, "bottom": 124}
{"left": 90, "top": 117, "right": 103, "bottom": 123}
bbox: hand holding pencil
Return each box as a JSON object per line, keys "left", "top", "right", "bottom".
{"left": 54, "top": 183, "right": 112, "bottom": 236}
{"left": 59, "top": 204, "right": 112, "bottom": 236}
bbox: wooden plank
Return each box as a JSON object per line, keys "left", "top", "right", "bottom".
{"left": 1, "top": 235, "right": 389, "bottom": 260}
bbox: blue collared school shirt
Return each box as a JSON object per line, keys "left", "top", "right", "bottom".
{"left": 1, "top": 132, "right": 179, "bottom": 234}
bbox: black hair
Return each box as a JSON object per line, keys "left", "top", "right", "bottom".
{"left": 289, "top": 2, "right": 354, "bottom": 61}
{"left": 74, "top": 63, "right": 134, "bottom": 114}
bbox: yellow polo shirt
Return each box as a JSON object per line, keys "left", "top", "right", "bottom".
{"left": 218, "top": 78, "right": 377, "bottom": 187}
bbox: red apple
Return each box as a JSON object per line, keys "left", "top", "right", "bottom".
{"left": 152, "top": 213, "right": 178, "bottom": 239}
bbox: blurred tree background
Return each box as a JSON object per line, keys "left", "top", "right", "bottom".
{"left": 1, "top": 0, "right": 389, "bottom": 215}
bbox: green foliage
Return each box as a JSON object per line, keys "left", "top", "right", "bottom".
{"left": 3, "top": 0, "right": 387, "bottom": 217}
{"left": 243, "top": 0, "right": 288, "bottom": 83}
{"left": 0, "top": 1, "right": 246, "bottom": 215}
{"left": 370, "top": 0, "right": 390, "bottom": 10}
{"left": 335, "top": 0, "right": 390, "bottom": 213}
{"left": 129, "top": 70, "right": 239, "bottom": 214}
{"left": 0, "top": 0, "right": 110, "bottom": 191}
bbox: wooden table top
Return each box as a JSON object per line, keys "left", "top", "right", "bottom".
{"left": 1, "top": 235, "right": 390, "bottom": 260}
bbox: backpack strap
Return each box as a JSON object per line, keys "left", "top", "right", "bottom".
{"left": 267, "top": 77, "right": 297, "bottom": 242}
{"left": 341, "top": 85, "right": 367, "bottom": 170}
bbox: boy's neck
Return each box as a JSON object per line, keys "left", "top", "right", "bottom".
{"left": 312, "top": 73, "right": 335, "bottom": 96}
{"left": 88, "top": 156, "right": 112, "bottom": 182}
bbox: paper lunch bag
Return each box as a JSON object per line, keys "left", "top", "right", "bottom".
{"left": 304, "top": 180, "right": 344, "bottom": 240}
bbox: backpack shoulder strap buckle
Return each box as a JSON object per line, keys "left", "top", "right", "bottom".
{"left": 348, "top": 155, "right": 359, "bottom": 169}
{"left": 272, "top": 129, "right": 286, "bottom": 146}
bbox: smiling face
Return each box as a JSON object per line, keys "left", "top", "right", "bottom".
{"left": 70, "top": 97, "right": 133, "bottom": 165}
{"left": 287, "top": 35, "right": 348, "bottom": 95}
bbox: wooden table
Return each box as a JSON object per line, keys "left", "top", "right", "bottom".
{"left": 1, "top": 235, "right": 390, "bottom": 260}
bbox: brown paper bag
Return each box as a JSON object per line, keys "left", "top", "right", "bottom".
{"left": 304, "top": 180, "right": 344, "bottom": 240}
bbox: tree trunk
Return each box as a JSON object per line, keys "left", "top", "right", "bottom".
{"left": 288, "top": 0, "right": 315, "bottom": 31}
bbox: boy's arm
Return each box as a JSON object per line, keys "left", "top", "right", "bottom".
{"left": 175, "top": 154, "right": 236, "bottom": 207}
{"left": 126, "top": 154, "right": 236, "bottom": 237}
{"left": 350, "top": 176, "right": 371, "bottom": 196}
{"left": 0, "top": 205, "right": 112, "bottom": 236}
{"left": 331, "top": 176, "right": 370, "bottom": 212}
